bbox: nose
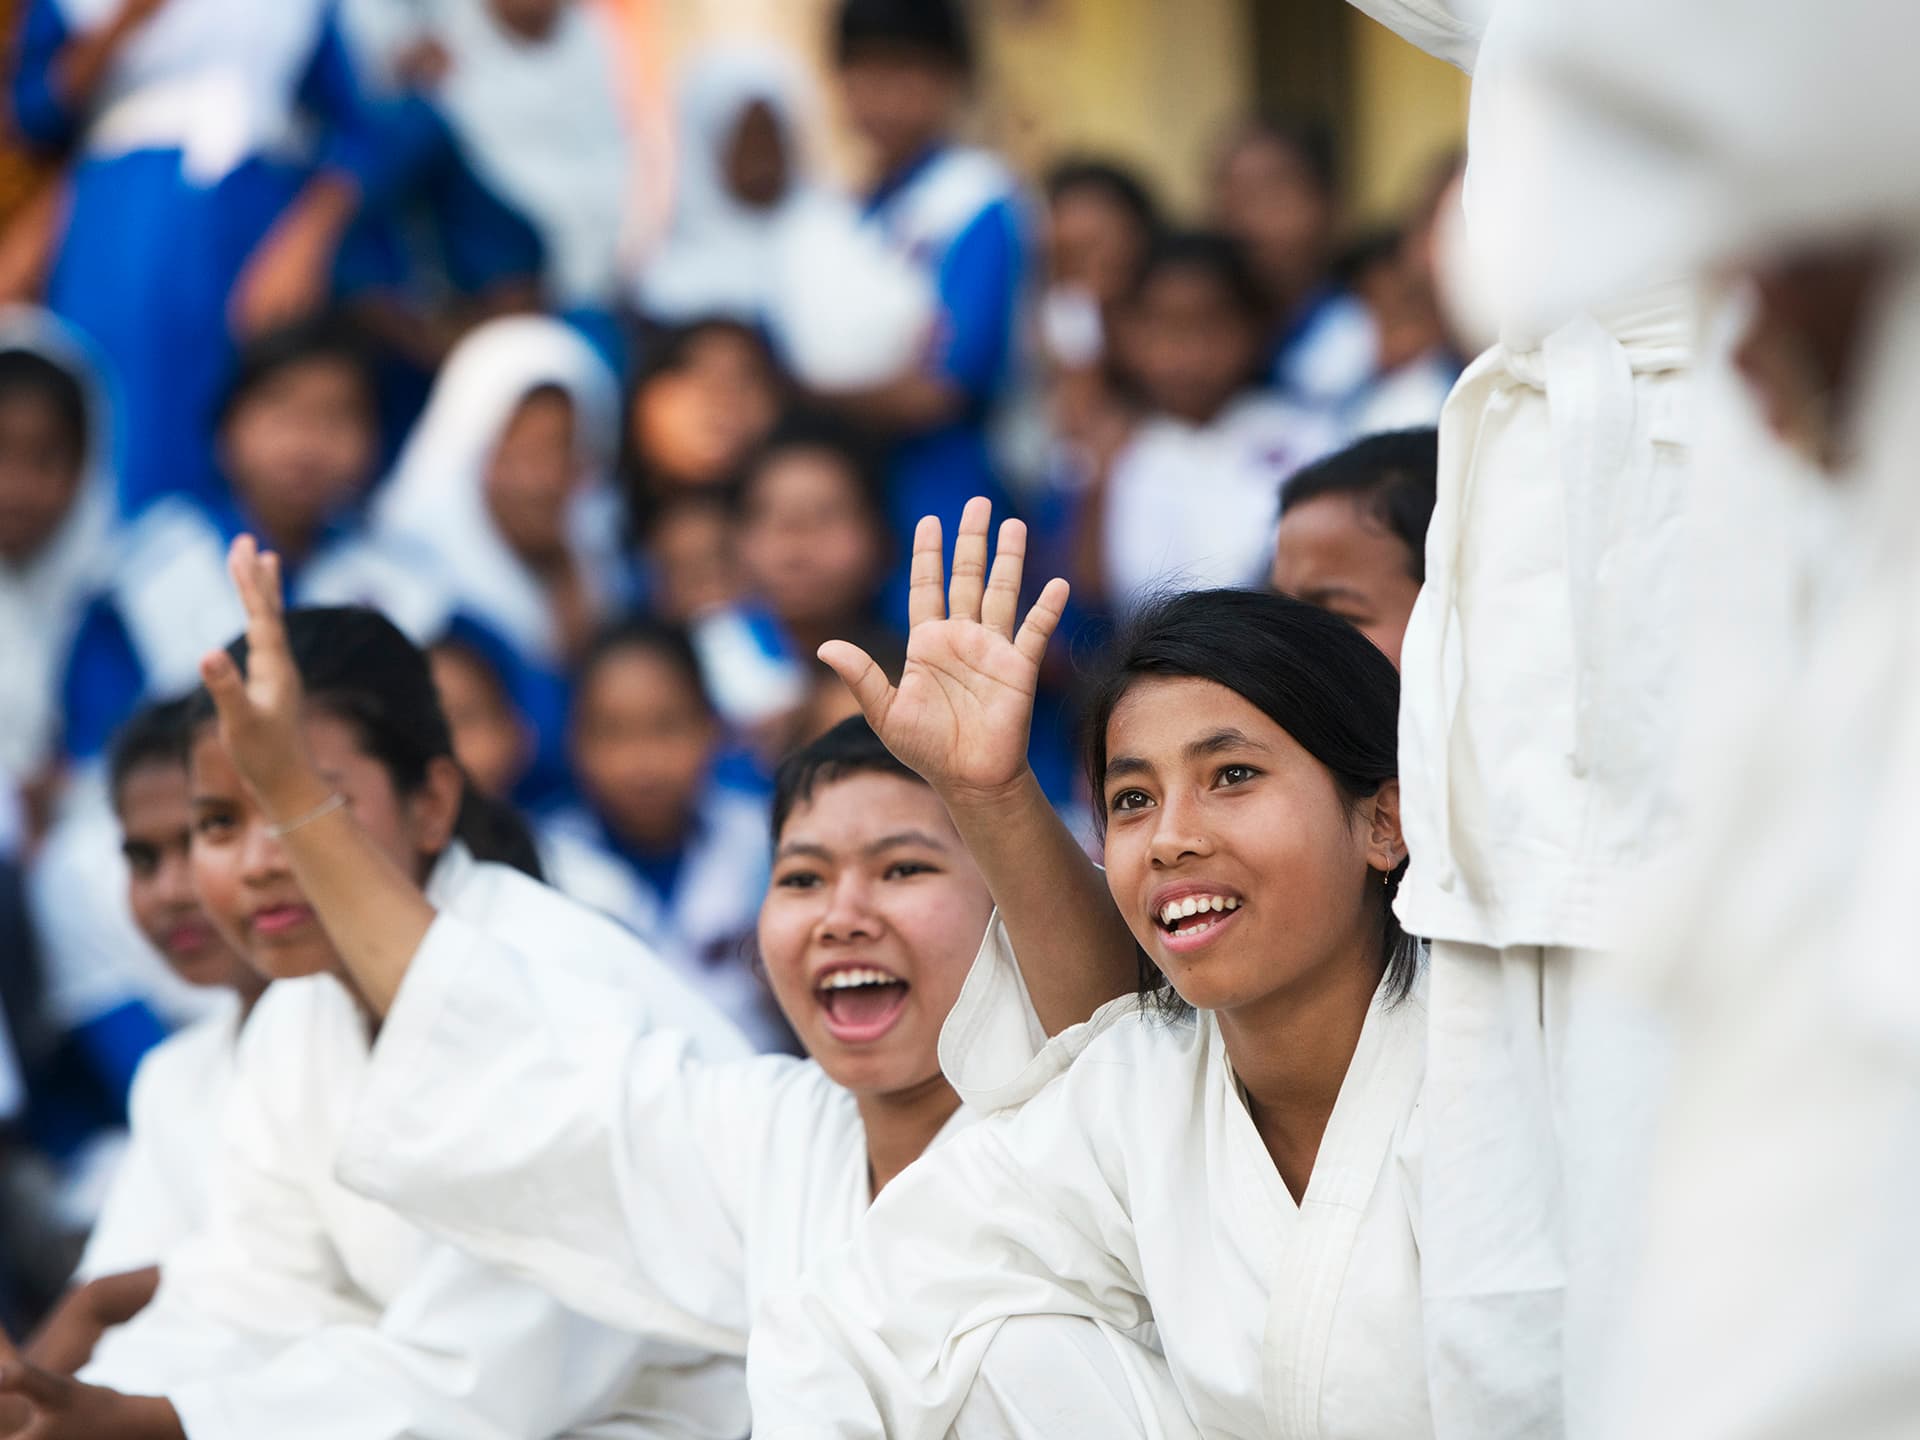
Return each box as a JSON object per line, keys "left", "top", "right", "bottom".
{"left": 238, "top": 816, "right": 292, "bottom": 887}
{"left": 154, "top": 846, "right": 200, "bottom": 911}
{"left": 1146, "top": 787, "right": 1214, "bottom": 870}
{"left": 815, "top": 869, "right": 882, "bottom": 945}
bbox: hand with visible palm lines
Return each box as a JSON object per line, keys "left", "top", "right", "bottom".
{"left": 818, "top": 497, "right": 1070, "bottom": 803}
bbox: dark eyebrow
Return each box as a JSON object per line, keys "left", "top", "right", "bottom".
{"left": 1104, "top": 755, "right": 1151, "bottom": 783}
{"left": 1186, "top": 728, "right": 1270, "bottom": 761}
{"left": 773, "top": 841, "right": 833, "bottom": 862}
{"left": 865, "top": 830, "right": 950, "bottom": 856}
{"left": 1298, "top": 585, "right": 1369, "bottom": 607}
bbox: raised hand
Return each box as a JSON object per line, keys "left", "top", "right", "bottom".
{"left": 198, "top": 536, "right": 327, "bottom": 820}
{"left": 819, "top": 497, "right": 1069, "bottom": 802}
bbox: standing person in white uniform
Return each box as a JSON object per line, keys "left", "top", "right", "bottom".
{"left": 27, "top": 699, "right": 267, "bottom": 1378}
{"left": 0, "top": 597, "right": 751, "bottom": 1440}
{"left": 1319, "top": 4, "right": 1697, "bottom": 1433}
{"left": 142, "top": 531, "right": 1182, "bottom": 1437}
{"left": 744, "top": 499, "right": 1441, "bottom": 1436}
{"left": 1493, "top": 3, "right": 1920, "bottom": 1436}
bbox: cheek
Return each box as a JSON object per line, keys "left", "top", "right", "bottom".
{"left": 190, "top": 848, "right": 248, "bottom": 937}
{"left": 754, "top": 903, "right": 814, "bottom": 1007}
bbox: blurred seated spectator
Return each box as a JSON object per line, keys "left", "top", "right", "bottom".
{"left": 1343, "top": 150, "right": 1468, "bottom": 437}
{"left": 814, "top": 0, "right": 1027, "bottom": 602}
{"left": 341, "top": 0, "right": 630, "bottom": 317}
{"left": 56, "top": 315, "right": 442, "bottom": 764}
{"left": 25, "top": 698, "right": 267, "bottom": 1377}
{"left": 372, "top": 313, "right": 627, "bottom": 809}
{"left": 539, "top": 617, "right": 790, "bottom": 1052}
{"left": 426, "top": 636, "right": 534, "bottom": 804}
{"left": 622, "top": 316, "right": 783, "bottom": 526}
{"left": 734, "top": 413, "right": 894, "bottom": 663}
{"left": 0, "top": 310, "right": 113, "bottom": 826}
{"left": 1270, "top": 427, "right": 1437, "bottom": 669}
{"left": 1080, "top": 230, "right": 1339, "bottom": 612}
{"left": 640, "top": 490, "right": 745, "bottom": 625}
{"left": 637, "top": 43, "right": 811, "bottom": 328}
{"left": 1214, "top": 114, "right": 1376, "bottom": 414}
{"left": 10, "top": 0, "right": 454, "bottom": 518}
{"left": 1039, "top": 158, "right": 1161, "bottom": 381}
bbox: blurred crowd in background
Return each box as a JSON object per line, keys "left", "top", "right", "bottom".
{"left": 0, "top": 0, "right": 1465, "bottom": 1323}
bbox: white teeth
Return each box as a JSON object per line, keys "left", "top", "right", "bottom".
{"left": 818, "top": 968, "right": 900, "bottom": 991}
{"left": 1159, "top": 895, "right": 1242, "bottom": 927}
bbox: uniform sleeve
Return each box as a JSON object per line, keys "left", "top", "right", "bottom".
{"left": 296, "top": 18, "right": 447, "bottom": 210}
{"left": 88, "top": 989, "right": 713, "bottom": 1440}
{"left": 58, "top": 597, "right": 146, "bottom": 763}
{"left": 1344, "top": 0, "right": 1484, "bottom": 72}
{"left": 76, "top": 1043, "right": 214, "bottom": 1280}
{"left": 10, "top": 0, "right": 78, "bottom": 151}
{"left": 932, "top": 195, "right": 1025, "bottom": 404}
{"left": 747, "top": 1090, "right": 1152, "bottom": 1439}
{"left": 336, "top": 912, "right": 757, "bottom": 1355}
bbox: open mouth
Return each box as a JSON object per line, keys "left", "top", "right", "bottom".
{"left": 1153, "top": 894, "right": 1244, "bottom": 952}
{"left": 814, "top": 966, "right": 911, "bottom": 1044}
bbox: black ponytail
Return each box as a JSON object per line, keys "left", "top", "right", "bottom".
{"left": 195, "top": 606, "right": 542, "bottom": 879}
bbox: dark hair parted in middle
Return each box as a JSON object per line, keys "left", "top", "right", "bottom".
{"left": 109, "top": 695, "right": 197, "bottom": 806}
{"left": 771, "top": 716, "right": 919, "bottom": 841}
{"left": 191, "top": 606, "right": 543, "bottom": 880}
{"left": 1080, "top": 587, "right": 1420, "bottom": 1004}
{"left": 834, "top": 0, "right": 974, "bottom": 73}
{"left": 1281, "top": 428, "right": 1439, "bottom": 583}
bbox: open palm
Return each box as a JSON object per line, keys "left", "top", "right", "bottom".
{"left": 820, "top": 498, "right": 1069, "bottom": 800}
{"left": 199, "top": 535, "right": 317, "bottom": 814}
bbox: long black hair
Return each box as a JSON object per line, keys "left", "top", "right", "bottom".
{"left": 1081, "top": 588, "right": 1419, "bottom": 1006}
{"left": 191, "top": 607, "right": 543, "bottom": 879}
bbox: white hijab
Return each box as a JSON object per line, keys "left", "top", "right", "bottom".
{"left": 372, "top": 314, "right": 622, "bottom": 665}
{"left": 0, "top": 307, "right": 117, "bottom": 784}
{"left": 635, "top": 44, "right": 814, "bottom": 325}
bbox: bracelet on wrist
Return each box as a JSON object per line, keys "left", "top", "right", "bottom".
{"left": 268, "top": 792, "right": 345, "bottom": 839}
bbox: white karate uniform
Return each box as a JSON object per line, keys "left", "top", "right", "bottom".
{"left": 76, "top": 996, "right": 243, "bottom": 1281}
{"left": 81, "top": 843, "right": 753, "bottom": 1440}
{"left": 1501, "top": 4, "right": 1920, "bottom": 1435}
{"left": 539, "top": 783, "right": 781, "bottom": 1051}
{"left": 334, "top": 899, "right": 1163, "bottom": 1436}
{"left": 1101, "top": 393, "right": 1340, "bottom": 610}
{"left": 1317, "top": 6, "right": 1705, "bottom": 1433}
{"left": 748, "top": 971, "right": 1432, "bottom": 1439}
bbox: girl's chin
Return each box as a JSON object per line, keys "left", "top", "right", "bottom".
{"left": 248, "top": 945, "right": 339, "bottom": 982}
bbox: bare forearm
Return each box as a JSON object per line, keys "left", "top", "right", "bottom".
{"left": 941, "top": 770, "right": 1136, "bottom": 1035}
{"left": 262, "top": 774, "right": 434, "bottom": 1016}
{"left": 52, "top": 3, "right": 154, "bottom": 108}
{"left": 819, "top": 371, "right": 964, "bottom": 432}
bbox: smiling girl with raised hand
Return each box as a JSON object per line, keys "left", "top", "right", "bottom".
{"left": 740, "top": 496, "right": 1447, "bottom": 1436}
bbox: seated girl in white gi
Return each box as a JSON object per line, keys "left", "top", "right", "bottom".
{"left": 72, "top": 532, "right": 1186, "bottom": 1437}
{"left": 743, "top": 496, "right": 1443, "bottom": 1435}
{"left": 0, "top": 591, "right": 749, "bottom": 1440}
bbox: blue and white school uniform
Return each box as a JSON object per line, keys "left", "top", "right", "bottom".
{"left": 1270, "top": 285, "right": 1380, "bottom": 417}
{"left": 11, "top": 0, "right": 444, "bottom": 519}
{"left": 857, "top": 146, "right": 1029, "bottom": 603}
{"left": 371, "top": 315, "right": 630, "bottom": 811}
{"left": 81, "top": 842, "right": 752, "bottom": 1440}
{"left": 540, "top": 783, "right": 782, "bottom": 1052}
{"left": 56, "top": 496, "right": 451, "bottom": 764}
{"left": 1100, "top": 392, "right": 1340, "bottom": 612}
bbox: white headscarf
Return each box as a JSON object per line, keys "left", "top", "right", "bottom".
{"left": 636, "top": 44, "right": 814, "bottom": 324}
{"left": 0, "top": 307, "right": 117, "bottom": 784}
{"left": 372, "top": 314, "right": 622, "bottom": 665}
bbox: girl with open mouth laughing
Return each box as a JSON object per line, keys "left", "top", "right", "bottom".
{"left": 740, "top": 496, "right": 1467, "bottom": 1436}
{"left": 22, "top": 533, "right": 1179, "bottom": 1436}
